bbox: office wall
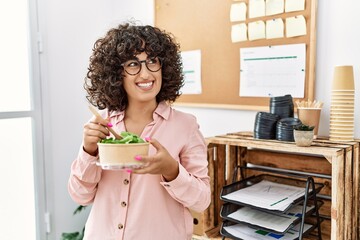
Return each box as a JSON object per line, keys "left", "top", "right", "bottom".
{"left": 175, "top": 1, "right": 360, "bottom": 138}
{"left": 37, "top": 0, "right": 359, "bottom": 239}
{"left": 37, "top": 0, "right": 154, "bottom": 239}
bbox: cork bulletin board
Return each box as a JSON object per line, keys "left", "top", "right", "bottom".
{"left": 154, "top": 0, "right": 318, "bottom": 110}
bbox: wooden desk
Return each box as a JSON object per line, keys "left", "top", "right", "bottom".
{"left": 200, "top": 132, "right": 359, "bottom": 240}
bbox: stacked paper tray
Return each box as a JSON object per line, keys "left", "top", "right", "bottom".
{"left": 219, "top": 174, "right": 324, "bottom": 240}
{"left": 220, "top": 220, "right": 319, "bottom": 240}
{"left": 220, "top": 174, "right": 324, "bottom": 213}
{"left": 220, "top": 201, "right": 323, "bottom": 234}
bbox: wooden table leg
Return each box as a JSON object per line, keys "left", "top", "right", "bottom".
{"left": 331, "top": 153, "right": 345, "bottom": 240}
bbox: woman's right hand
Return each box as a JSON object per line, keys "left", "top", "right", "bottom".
{"left": 82, "top": 116, "right": 111, "bottom": 156}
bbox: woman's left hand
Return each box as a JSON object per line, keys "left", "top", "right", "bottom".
{"left": 132, "top": 138, "right": 179, "bottom": 181}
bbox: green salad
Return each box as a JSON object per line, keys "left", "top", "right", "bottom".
{"left": 100, "top": 131, "right": 146, "bottom": 144}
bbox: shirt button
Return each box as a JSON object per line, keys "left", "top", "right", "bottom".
{"left": 118, "top": 223, "right": 123, "bottom": 229}
{"left": 123, "top": 179, "right": 129, "bottom": 185}
{"left": 164, "top": 183, "right": 170, "bottom": 187}
{"left": 121, "top": 201, "right": 127, "bottom": 207}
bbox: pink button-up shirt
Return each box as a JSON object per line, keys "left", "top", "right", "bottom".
{"left": 68, "top": 102, "right": 211, "bottom": 240}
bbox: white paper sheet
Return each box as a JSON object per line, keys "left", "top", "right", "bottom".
{"left": 286, "top": 15, "right": 307, "bottom": 37}
{"left": 249, "top": 0, "right": 266, "bottom": 18}
{"left": 226, "top": 204, "right": 314, "bottom": 233}
{"left": 265, "top": 0, "right": 284, "bottom": 16}
{"left": 232, "top": 23, "right": 248, "bottom": 42}
{"left": 239, "top": 43, "right": 306, "bottom": 98}
{"left": 230, "top": 2, "right": 247, "bottom": 22}
{"left": 266, "top": 18, "right": 284, "bottom": 39}
{"left": 222, "top": 180, "right": 306, "bottom": 211}
{"left": 228, "top": 207, "right": 297, "bottom": 233}
{"left": 285, "top": 0, "right": 305, "bottom": 12}
{"left": 180, "top": 50, "right": 202, "bottom": 94}
{"left": 223, "top": 222, "right": 312, "bottom": 240}
{"left": 248, "top": 21, "right": 266, "bottom": 41}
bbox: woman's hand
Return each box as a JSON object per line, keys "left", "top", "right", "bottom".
{"left": 83, "top": 116, "right": 111, "bottom": 156}
{"left": 132, "top": 138, "right": 179, "bottom": 181}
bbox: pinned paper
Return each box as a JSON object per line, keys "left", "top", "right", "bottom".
{"left": 230, "top": 2, "right": 247, "bottom": 22}
{"left": 248, "top": 21, "right": 266, "bottom": 41}
{"left": 286, "top": 15, "right": 306, "bottom": 37}
{"left": 265, "top": 0, "right": 284, "bottom": 16}
{"left": 231, "top": 23, "right": 248, "bottom": 42}
{"left": 249, "top": 0, "right": 265, "bottom": 18}
{"left": 239, "top": 44, "right": 306, "bottom": 98}
{"left": 285, "top": 0, "right": 305, "bottom": 12}
{"left": 180, "top": 50, "right": 202, "bottom": 94}
{"left": 266, "top": 18, "right": 284, "bottom": 39}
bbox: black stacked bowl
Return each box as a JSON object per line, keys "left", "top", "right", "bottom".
{"left": 270, "top": 94, "right": 294, "bottom": 119}
{"left": 254, "top": 112, "right": 281, "bottom": 139}
{"left": 276, "top": 117, "right": 302, "bottom": 142}
{"left": 252, "top": 94, "right": 302, "bottom": 142}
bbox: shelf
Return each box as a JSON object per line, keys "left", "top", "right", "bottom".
{"left": 219, "top": 174, "right": 323, "bottom": 239}
{"left": 199, "top": 132, "right": 359, "bottom": 240}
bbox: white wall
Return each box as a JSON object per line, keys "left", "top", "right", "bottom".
{"left": 37, "top": 0, "right": 359, "bottom": 239}
{"left": 37, "top": 0, "right": 154, "bottom": 239}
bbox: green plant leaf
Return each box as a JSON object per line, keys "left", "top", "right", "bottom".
{"left": 62, "top": 206, "right": 87, "bottom": 240}
{"left": 61, "top": 232, "right": 80, "bottom": 240}
{"left": 100, "top": 131, "right": 146, "bottom": 144}
{"left": 73, "top": 205, "right": 87, "bottom": 215}
{"left": 293, "top": 124, "right": 315, "bottom": 131}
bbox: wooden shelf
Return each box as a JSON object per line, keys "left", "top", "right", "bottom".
{"left": 197, "top": 132, "right": 359, "bottom": 240}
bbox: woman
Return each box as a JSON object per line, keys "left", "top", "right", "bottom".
{"left": 68, "top": 22, "right": 211, "bottom": 240}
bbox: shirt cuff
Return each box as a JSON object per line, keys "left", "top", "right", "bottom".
{"left": 160, "top": 164, "right": 190, "bottom": 188}
{"left": 72, "top": 146, "right": 102, "bottom": 183}
{"left": 79, "top": 146, "right": 99, "bottom": 163}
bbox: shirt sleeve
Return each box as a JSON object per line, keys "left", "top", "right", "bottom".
{"left": 160, "top": 125, "right": 211, "bottom": 212}
{"left": 68, "top": 146, "right": 102, "bottom": 206}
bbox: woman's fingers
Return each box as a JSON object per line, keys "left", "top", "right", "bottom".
{"left": 85, "top": 120, "right": 110, "bottom": 137}
{"left": 91, "top": 115, "right": 111, "bottom": 128}
{"left": 132, "top": 138, "right": 177, "bottom": 176}
{"left": 145, "top": 137, "right": 163, "bottom": 151}
{"left": 81, "top": 113, "right": 114, "bottom": 156}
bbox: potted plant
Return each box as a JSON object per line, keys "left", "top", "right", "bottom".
{"left": 293, "top": 124, "right": 315, "bottom": 147}
{"left": 61, "top": 205, "right": 87, "bottom": 240}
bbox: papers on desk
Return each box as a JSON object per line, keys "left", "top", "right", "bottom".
{"left": 223, "top": 221, "right": 312, "bottom": 240}
{"left": 226, "top": 204, "right": 314, "bottom": 233}
{"left": 222, "top": 180, "right": 306, "bottom": 211}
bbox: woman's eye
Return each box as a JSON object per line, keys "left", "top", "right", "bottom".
{"left": 148, "top": 58, "right": 158, "bottom": 65}
{"left": 127, "top": 61, "right": 139, "bottom": 68}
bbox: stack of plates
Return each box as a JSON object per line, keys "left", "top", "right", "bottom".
{"left": 254, "top": 112, "right": 280, "bottom": 139}
{"left": 269, "top": 95, "right": 294, "bottom": 119}
{"left": 330, "top": 90, "right": 354, "bottom": 141}
{"left": 276, "top": 118, "right": 302, "bottom": 142}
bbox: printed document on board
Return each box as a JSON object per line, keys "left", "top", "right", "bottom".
{"left": 180, "top": 50, "right": 202, "bottom": 94}
{"left": 239, "top": 43, "right": 306, "bottom": 98}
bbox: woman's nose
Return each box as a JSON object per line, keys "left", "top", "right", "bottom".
{"left": 139, "top": 62, "right": 150, "bottom": 78}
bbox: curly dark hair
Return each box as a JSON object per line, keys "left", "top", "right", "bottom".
{"left": 84, "top": 23, "right": 184, "bottom": 111}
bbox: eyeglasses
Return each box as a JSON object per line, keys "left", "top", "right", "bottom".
{"left": 121, "top": 57, "right": 162, "bottom": 75}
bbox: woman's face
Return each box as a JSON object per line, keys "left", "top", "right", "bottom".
{"left": 123, "top": 51, "right": 162, "bottom": 105}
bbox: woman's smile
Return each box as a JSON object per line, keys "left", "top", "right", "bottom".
{"left": 136, "top": 81, "right": 154, "bottom": 90}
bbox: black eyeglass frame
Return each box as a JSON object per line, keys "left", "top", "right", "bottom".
{"left": 121, "top": 57, "right": 162, "bottom": 76}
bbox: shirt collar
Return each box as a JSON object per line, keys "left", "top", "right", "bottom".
{"left": 154, "top": 101, "right": 170, "bottom": 120}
